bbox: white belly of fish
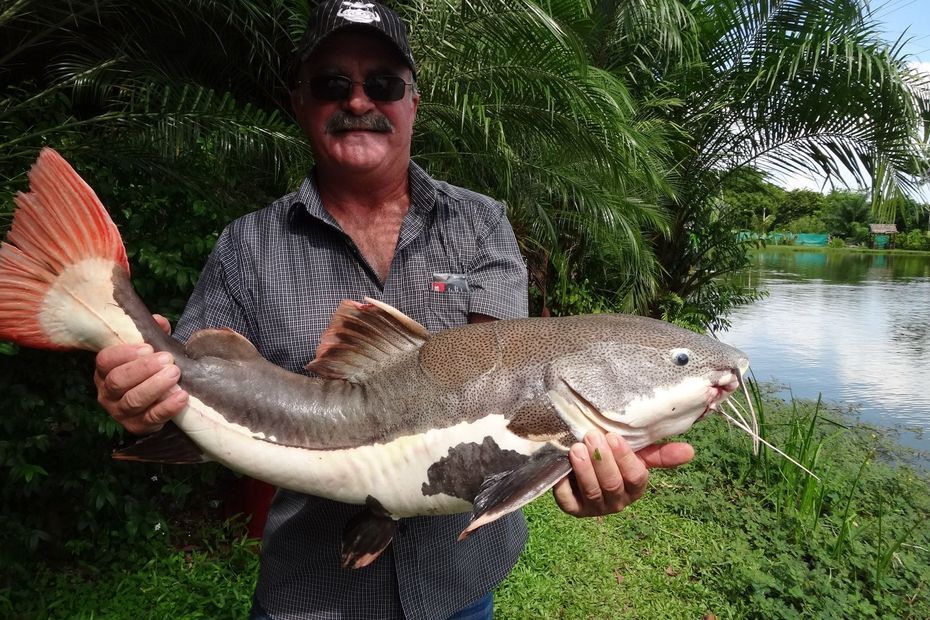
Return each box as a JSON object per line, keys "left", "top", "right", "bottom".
{"left": 175, "top": 396, "right": 544, "bottom": 517}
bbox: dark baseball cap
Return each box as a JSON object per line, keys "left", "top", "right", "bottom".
{"left": 295, "top": 1, "right": 416, "bottom": 79}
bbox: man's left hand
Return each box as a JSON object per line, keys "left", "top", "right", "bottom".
{"left": 553, "top": 431, "right": 694, "bottom": 517}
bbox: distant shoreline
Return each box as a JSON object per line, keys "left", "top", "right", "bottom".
{"left": 751, "top": 244, "right": 930, "bottom": 256}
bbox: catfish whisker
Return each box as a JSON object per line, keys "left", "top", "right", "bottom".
{"left": 725, "top": 398, "right": 751, "bottom": 437}
{"left": 735, "top": 380, "right": 760, "bottom": 455}
{"left": 743, "top": 375, "right": 760, "bottom": 444}
{"left": 725, "top": 398, "right": 758, "bottom": 454}
{"left": 718, "top": 409, "right": 820, "bottom": 481}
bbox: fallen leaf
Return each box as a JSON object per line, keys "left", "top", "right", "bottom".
{"left": 665, "top": 565, "right": 679, "bottom": 577}
{"left": 614, "top": 570, "right": 624, "bottom": 584}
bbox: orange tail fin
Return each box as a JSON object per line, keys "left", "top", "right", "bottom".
{"left": 0, "top": 148, "right": 141, "bottom": 351}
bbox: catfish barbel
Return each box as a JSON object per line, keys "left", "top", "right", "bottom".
{"left": 0, "top": 149, "right": 751, "bottom": 568}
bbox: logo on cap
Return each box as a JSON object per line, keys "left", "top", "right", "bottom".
{"left": 337, "top": 1, "right": 381, "bottom": 24}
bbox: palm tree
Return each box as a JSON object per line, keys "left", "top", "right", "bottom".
{"left": 401, "top": 0, "right": 675, "bottom": 313}
{"left": 0, "top": 0, "right": 310, "bottom": 198}
{"left": 622, "top": 0, "right": 930, "bottom": 325}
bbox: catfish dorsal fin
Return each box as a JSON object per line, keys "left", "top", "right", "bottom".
{"left": 185, "top": 328, "right": 260, "bottom": 361}
{"left": 306, "top": 297, "right": 429, "bottom": 381}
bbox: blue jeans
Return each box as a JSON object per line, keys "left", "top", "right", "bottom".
{"left": 446, "top": 593, "right": 494, "bottom": 620}
{"left": 249, "top": 593, "right": 493, "bottom": 619}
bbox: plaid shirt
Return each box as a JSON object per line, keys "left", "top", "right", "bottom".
{"left": 175, "top": 162, "right": 529, "bottom": 620}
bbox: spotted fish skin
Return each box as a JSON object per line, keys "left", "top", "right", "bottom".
{"left": 343, "top": 314, "right": 749, "bottom": 514}
{"left": 0, "top": 149, "right": 750, "bottom": 565}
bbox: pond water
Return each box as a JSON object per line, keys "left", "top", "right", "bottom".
{"left": 723, "top": 249, "right": 930, "bottom": 457}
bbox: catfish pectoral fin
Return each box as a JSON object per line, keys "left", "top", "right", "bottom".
{"left": 112, "top": 422, "right": 209, "bottom": 464}
{"left": 341, "top": 497, "right": 398, "bottom": 569}
{"left": 459, "top": 448, "right": 571, "bottom": 541}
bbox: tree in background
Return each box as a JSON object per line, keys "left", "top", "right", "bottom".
{"left": 403, "top": 0, "right": 674, "bottom": 315}
{"left": 778, "top": 189, "right": 828, "bottom": 230}
{"left": 638, "top": 0, "right": 928, "bottom": 327}
{"left": 720, "top": 168, "right": 784, "bottom": 234}
{"left": 821, "top": 191, "right": 872, "bottom": 243}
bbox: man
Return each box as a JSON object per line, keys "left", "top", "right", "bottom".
{"left": 94, "top": 2, "right": 694, "bottom": 618}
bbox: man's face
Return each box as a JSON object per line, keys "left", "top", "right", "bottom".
{"left": 291, "top": 30, "right": 419, "bottom": 175}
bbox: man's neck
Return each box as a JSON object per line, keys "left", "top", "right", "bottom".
{"left": 315, "top": 161, "right": 410, "bottom": 212}
{"left": 314, "top": 163, "right": 413, "bottom": 284}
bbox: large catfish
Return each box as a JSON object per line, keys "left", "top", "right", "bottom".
{"left": 0, "top": 149, "right": 749, "bottom": 568}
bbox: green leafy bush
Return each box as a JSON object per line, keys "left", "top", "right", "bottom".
{"left": 899, "top": 229, "right": 928, "bottom": 251}
{"left": 787, "top": 215, "right": 828, "bottom": 234}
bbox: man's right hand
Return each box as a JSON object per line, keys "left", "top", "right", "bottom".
{"left": 93, "top": 315, "right": 189, "bottom": 435}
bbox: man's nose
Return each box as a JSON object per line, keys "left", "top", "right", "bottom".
{"left": 343, "top": 81, "right": 374, "bottom": 114}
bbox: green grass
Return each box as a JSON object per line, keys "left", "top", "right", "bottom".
{"left": 1, "top": 537, "right": 259, "bottom": 619}
{"left": 498, "top": 396, "right": 930, "bottom": 619}
{"left": 4, "top": 395, "right": 929, "bottom": 619}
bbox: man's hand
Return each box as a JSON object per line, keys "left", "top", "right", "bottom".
{"left": 553, "top": 431, "right": 694, "bottom": 517}
{"left": 93, "top": 314, "right": 188, "bottom": 435}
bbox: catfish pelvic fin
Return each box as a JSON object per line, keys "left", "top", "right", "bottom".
{"left": 341, "top": 496, "right": 398, "bottom": 569}
{"left": 306, "top": 297, "right": 429, "bottom": 381}
{"left": 185, "top": 328, "right": 260, "bottom": 361}
{"left": 459, "top": 447, "right": 571, "bottom": 540}
{"left": 112, "top": 422, "right": 208, "bottom": 464}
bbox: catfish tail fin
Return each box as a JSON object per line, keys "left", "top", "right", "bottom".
{"left": 0, "top": 148, "right": 144, "bottom": 351}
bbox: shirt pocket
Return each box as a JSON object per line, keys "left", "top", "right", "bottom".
{"left": 425, "top": 289, "right": 470, "bottom": 332}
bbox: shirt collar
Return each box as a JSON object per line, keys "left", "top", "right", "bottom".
{"left": 288, "top": 161, "right": 438, "bottom": 233}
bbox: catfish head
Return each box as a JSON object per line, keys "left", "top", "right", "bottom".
{"left": 542, "top": 315, "right": 749, "bottom": 451}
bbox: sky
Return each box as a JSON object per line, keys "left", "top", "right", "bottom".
{"left": 771, "top": 0, "right": 929, "bottom": 195}
{"left": 874, "top": 0, "right": 930, "bottom": 65}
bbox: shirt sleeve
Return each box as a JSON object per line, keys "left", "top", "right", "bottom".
{"left": 174, "top": 227, "right": 253, "bottom": 344}
{"left": 467, "top": 208, "right": 529, "bottom": 320}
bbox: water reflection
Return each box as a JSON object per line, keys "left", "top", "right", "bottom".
{"left": 726, "top": 249, "right": 930, "bottom": 454}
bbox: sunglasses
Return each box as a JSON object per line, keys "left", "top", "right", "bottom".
{"left": 298, "top": 75, "right": 413, "bottom": 102}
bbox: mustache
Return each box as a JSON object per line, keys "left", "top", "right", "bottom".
{"left": 325, "top": 112, "right": 393, "bottom": 134}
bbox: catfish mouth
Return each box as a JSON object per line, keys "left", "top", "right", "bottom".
{"left": 699, "top": 369, "right": 742, "bottom": 419}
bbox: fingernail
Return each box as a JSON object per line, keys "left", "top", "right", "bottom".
{"left": 606, "top": 433, "right": 622, "bottom": 450}
{"left": 571, "top": 444, "right": 587, "bottom": 462}
{"left": 585, "top": 432, "right": 604, "bottom": 448}
{"left": 163, "top": 365, "right": 180, "bottom": 379}
{"left": 136, "top": 344, "right": 154, "bottom": 355}
{"left": 156, "top": 352, "right": 173, "bottom": 366}
{"left": 172, "top": 391, "right": 189, "bottom": 405}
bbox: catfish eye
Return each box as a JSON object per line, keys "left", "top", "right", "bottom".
{"left": 671, "top": 348, "right": 691, "bottom": 367}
